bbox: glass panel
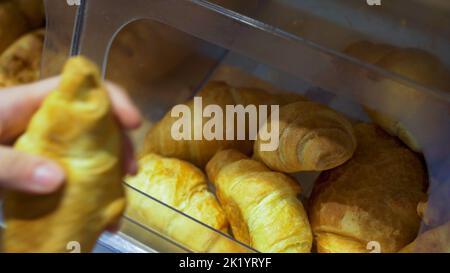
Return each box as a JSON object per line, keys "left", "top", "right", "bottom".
{"left": 124, "top": 184, "right": 254, "bottom": 253}
{"left": 41, "top": 0, "right": 78, "bottom": 77}
{"left": 40, "top": 0, "right": 450, "bottom": 253}
{"left": 209, "top": 0, "right": 450, "bottom": 70}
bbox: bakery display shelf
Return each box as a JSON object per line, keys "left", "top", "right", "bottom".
{"left": 36, "top": 0, "right": 450, "bottom": 253}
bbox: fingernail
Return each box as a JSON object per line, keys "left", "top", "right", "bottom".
{"left": 32, "top": 164, "right": 65, "bottom": 192}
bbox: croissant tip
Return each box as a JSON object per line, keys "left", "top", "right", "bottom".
{"left": 301, "top": 135, "right": 355, "bottom": 171}
{"left": 63, "top": 56, "right": 100, "bottom": 78}
{"left": 59, "top": 56, "right": 103, "bottom": 98}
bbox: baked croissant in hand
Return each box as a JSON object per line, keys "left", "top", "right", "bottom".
{"left": 254, "top": 101, "right": 357, "bottom": 173}
{"left": 344, "top": 41, "right": 450, "bottom": 152}
{"left": 0, "top": 29, "right": 44, "bottom": 87}
{"left": 309, "top": 123, "right": 427, "bottom": 253}
{"left": 206, "top": 149, "right": 312, "bottom": 253}
{"left": 143, "top": 81, "right": 306, "bottom": 167}
{"left": 2, "top": 56, "right": 126, "bottom": 253}
{"left": 125, "top": 153, "right": 247, "bottom": 253}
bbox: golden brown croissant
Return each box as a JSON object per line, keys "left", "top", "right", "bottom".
{"left": 206, "top": 149, "right": 312, "bottom": 253}
{"left": 143, "top": 81, "right": 306, "bottom": 167}
{"left": 399, "top": 221, "right": 450, "bottom": 253}
{"left": 2, "top": 56, "right": 126, "bottom": 253}
{"left": 309, "top": 123, "right": 427, "bottom": 253}
{"left": 253, "top": 101, "right": 357, "bottom": 173}
{"left": 344, "top": 41, "right": 450, "bottom": 152}
{"left": 125, "top": 153, "right": 248, "bottom": 253}
{"left": 0, "top": 29, "right": 44, "bottom": 87}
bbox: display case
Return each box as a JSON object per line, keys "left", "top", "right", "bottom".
{"left": 36, "top": 0, "right": 449, "bottom": 253}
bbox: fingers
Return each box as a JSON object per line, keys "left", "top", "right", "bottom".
{"left": 0, "top": 78, "right": 141, "bottom": 143}
{"left": 0, "top": 77, "right": 60, "bottom": 143}
{"left": 1, "top": 77, "right": 60, "bottom": 96}
{"left": 0, "top": 146, "right": 65, "bottom": 194}
{"left": 105, "top": 82, "right": 141, "bottom": 176}
{"left": 0, "top": 78, "right": 139, "bottom": 197}
{"left": 105, "top": 81, "right": 142, "bottom": 130}
{"left": 121, "top": 131, "right": 138, "bottom": 176}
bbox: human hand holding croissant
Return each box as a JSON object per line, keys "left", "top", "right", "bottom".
{"left": 1, "top": 57, "right": 143, "bottom": 252}
{"left": 0, "top": 75, "right": 142, "bottom": 195}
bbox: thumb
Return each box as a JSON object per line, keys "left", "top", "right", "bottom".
{"left": 0, "top": 77, "right": 59, "bottom": 143}
{"left": 0, "top": 146, "right": 65, "bottom": 194}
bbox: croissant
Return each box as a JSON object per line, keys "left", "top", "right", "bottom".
{"left": 0, "top": 29, "right": 44, "bottom": 87}
{"left": 125, "top": 153, "right": 248, "bottom": 253}
{"left": 399, "top": 221, "right": 450, "bottom": 253}
{"left": 253, "top": 101, "right": 357, "bottom": 173}
{"left": 309, "top": 123, "right": 427, "bottom": 253}
{"left": 206, "top": 149, "right": 312, "bottom": 253}
{"left": 143, "top": 81, "right": 306, "bottom": 167}
{"left": 344, "top": 41, "right": 450, "bottom": 152}
{"left": 2, "top": 56, "right": 126, "bottom": 253}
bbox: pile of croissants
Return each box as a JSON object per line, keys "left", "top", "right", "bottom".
{"left": 127, "top": 81, "right": 432, "bottom": 253}
{"left": 0, "top": 1, "right": 448, "bottom": 252}
{"left": 125, "top": 40, "right": 450, "bottom": 253}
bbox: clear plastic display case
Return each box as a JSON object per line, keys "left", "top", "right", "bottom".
{"left": 38, "top": 0, "right": 449, "bottom": 253}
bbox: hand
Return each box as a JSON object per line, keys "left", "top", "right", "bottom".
{"left": 0, "top": 77, "right": 142, "bottom": 194}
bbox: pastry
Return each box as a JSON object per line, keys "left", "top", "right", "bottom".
{"left": 143, "top": 81, "right": 306, "bottom": 167}
{"left": 126, "top": 153, "right": 247, "bottom": 252}
{"left": 2, "top": 56, "right": 126, "bottom": 253}
{"left": 0, "top": 29, "right": 44, "bottom": 87}
{"left": 254, "top": 101, "right": 357, "bottom": 173}
{"left": 309, "top": 123, "right": 427, "bottom": 253}
{"left": 206, "top": 149, "right": 312, "bottom": 253}
{"left": 344, "top": 41, "right": 450, "bottom": 152}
